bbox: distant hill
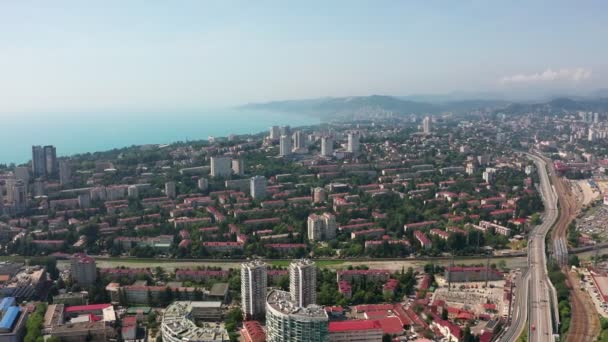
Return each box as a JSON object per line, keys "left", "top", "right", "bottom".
{"left": 241, "top": 94, "right": 608, "bottom": 119}
{"left": 499, "top": 97, "right": 608, "bottom": 115}
{"left": 240, "top": 95, "right": 508, "bottom": 119}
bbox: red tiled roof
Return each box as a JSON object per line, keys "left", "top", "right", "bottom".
{"left": 65, "top": 303, "right": 111, "bottom": 313}
{"left": 328, "top": 320, "right": 382, "bottom": 332}
{"left": 376, "top": 316, "right": 404, "bottom": 334}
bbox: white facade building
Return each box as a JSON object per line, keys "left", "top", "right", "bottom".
{"left": 347, "top": 133, "right": 360, "bottom": 154}
{"left": 241, "top": 260, "right": 267, "bottom": 320}
{"left": 290, "top": 259, "right": 317, "bottom": 307}
{"left": 321, "top": 137, "right": 333, "bottom": 157}
{"left": 250, "top": 176, "right": 267, "bottom": 200}
{"left": 210, "top": 156, "right": 232, "bottom": 178}
{"left": 279, "top": 135, "right": 292, "bottom": 156}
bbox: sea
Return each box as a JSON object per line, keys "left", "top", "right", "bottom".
{"left": 0, "top": 109, "right": 320, "bottom": 165}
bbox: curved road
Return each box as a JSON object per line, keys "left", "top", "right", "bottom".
{"left": 500, "top": 153, "right": 558, "bottom": 342}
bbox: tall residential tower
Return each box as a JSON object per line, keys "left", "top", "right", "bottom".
{"left": 289, "top": 259, "right": 317, "bottom": 307}
{"left": 241, "top": 260, "right": 268, "bottom": 320}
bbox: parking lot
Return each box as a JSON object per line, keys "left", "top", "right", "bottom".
{"left": 578, "top": 268, "right": 608, "bottom": 318}
{"left": 577, "top": 204, "right": 608, "bottom": 242}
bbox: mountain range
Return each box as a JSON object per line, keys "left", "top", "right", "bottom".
{"left": 240, "top": 93, "right": 608, "bottom": 118}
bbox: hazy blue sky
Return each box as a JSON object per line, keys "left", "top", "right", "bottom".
{"left": 1, "top": 1, "right": 606, "bottom": 113}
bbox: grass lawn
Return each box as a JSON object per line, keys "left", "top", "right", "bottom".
{"left": 268, "top": 260, "right": 344, "bottom": 267}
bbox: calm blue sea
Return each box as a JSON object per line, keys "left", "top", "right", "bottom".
{"left": 1, "top": 109, "right": 319, "bottom": 165}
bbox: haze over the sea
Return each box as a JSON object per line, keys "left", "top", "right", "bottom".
{"left": 2, "top": 109, "right": 318, "bottom": 165}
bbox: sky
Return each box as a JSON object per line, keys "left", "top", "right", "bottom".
{"left": 1, "top": 1, "right": 607, "bottom": 113}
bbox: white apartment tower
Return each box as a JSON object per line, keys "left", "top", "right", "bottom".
{"left": 241, "top": 260, "right": 268, "bottom": 319}
{"left": 70, "top": 254, "right": 97, "bottom": 286}
{"left": 210, "top": 156, "right": 232, "bottom": 178}
{"left": 290, "top": 259, "right": 317, "bottom": 307}
{"left": 307, "top": 213, "right": 336, "bottom": 241}
{"left": 320, "top": 137, "right": 333, "bottom": 157}
{"left": 250, "top": 176, "right": 267, "bottom": 200}
{"left": 165, "top": 181, "right": 176, "bottom": 198}
{"left": 58, "top": 160, "right": 71, "bottom": 186}
{"left": 422, "top": 116, "right": 431, "bottom": 134}
{"left": 269, "top": 126, "right": 280, "bottom": 140}
{"left": 312, "top": 187, "right": 327, "bottom": 203}
{"left": 11, "top": 180, "right": 27, "bottom": 214}
{"left": 280, "top": 126, "right": 291, "bottom": 136}
{"left": 483, "top": 168, "right": 496, "bottom": 184}
{"left": 293, "top": 131, "right": 305, "bottom": 151}
{"left": 347, "top": 133, "right": 360, "bottom": 154}
{"left": 279, "top": 135, "right": 292, "bottom": 156}
{"left": 465, "top": 162, "right": 475, "bottom": 176}
{"left": 232, "top": 159, "right": 245, "bottom": 176}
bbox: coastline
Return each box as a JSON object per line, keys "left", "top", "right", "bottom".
{"left": 1, "top": 109, "right": 320, "bottom": 165}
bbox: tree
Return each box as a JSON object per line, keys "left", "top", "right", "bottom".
{"left": 277, "top": 275, "right": 289, "bottom": 291}
{"left": 530, "top": 213, "right": 542, "bottom": 225}
{"left": 568, "top": 255, "right": 580, "bottom": 267}
{"left": 24, "top": 303, "right": 47, "bottom": 342}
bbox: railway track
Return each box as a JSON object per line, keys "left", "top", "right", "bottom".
{"left": 545, "top": 158, "right": 599, "bottom": 342}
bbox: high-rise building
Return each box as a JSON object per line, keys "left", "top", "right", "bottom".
{"left": 32, "top": 179, "right": 46, "bottom": 197}
{"left": 422, "top": 116, "right": 431, "bottom": 134}
{"left": 165, "top": 181, "right": 176, "bottom": 198}
{"left": 289, "top": 259, "right": 317, "bottom": 307}
{"left": 465, "top": 162, "right": 475, "bottom": 176}
{"left": 210, "top": 156, "right": 232, "bottom": 178}
{"left": 58, "top": 160, "right": 71, "bottom": 186}
{"left": 32, "top": 145, "right": 58, "bottom": 178}
{"left": 293, "top": 131, "right": 305, "bottom": 151}
{"left": 307, "top": 213, "right": 336, "bottom": 241}
{"left": 44, "top": 145, "right": 57, "bottom": 177}
{"left": 11, "top": 180, "right": 27, "bottom": 214}
{"left": 279, "top": 135, "right": 292, "bottom": 157}
{"left": 0, "top": 188, "right": 3, "bottom": 215}
{"left": 241, "top": 260, "right": 267, "bottom": 320}
{"left": 250, "top": 176, "right": 267, "bottom": 200}
{"left": 312, "top": 187, "right": 327, "bottom": 203}
{"left": 280, "top": 126, "right": 291, "bottom": 137}
{"left": 482, "top": 168, "right": 496, "bottom": 184}
{"left": 321, "top": 137, "right": 333, "bottom": 157}
{"left": 4, "top": 178, "right": 16, "bottom": 203}
{"left": 70, "top": 254, "right": 97, "bottom": 286}
{"left": 232, "top": 159, "right": 245, "bottom": 176}
{"left": 266, "top": 289, "right": 328, "bottom": 342}
{"left": 31, "top": 145, "right": 46, "bottom": 178}
{"left": 14, "top": 166, "right": 30, "bottom": 184}
{"left": 347, "top": 133, "right": 360, "bottom": 154}
{"left": 269, "top": 126, "right": 280, "bottom": 140}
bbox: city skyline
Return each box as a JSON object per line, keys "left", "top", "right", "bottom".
{"left": 1, "top": 1, "right": 607, "bottom": 114}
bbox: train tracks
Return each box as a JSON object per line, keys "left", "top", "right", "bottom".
{"left": 545, "top": 157, "right": 600, "bottom": 342}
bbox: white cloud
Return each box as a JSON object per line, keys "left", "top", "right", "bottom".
{"left": 500, "top": 68, "right": 591, "bottom": 84}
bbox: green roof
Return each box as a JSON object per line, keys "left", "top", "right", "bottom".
{"left": 126, "top": 306, "right": 152, "bottom": 314}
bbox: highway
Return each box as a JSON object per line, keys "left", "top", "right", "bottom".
{"left": 498, "top": 270, "right": 529, "bottom": 341}
{"left": 527, "top": 153, "right": 559, "bottom": 341}
{"left": 501, "top": 153, "right": 558, "bottom": 342}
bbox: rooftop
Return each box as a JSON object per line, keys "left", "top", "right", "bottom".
{"left": 266, "top": 290, "right": 327, "bottom": 319}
